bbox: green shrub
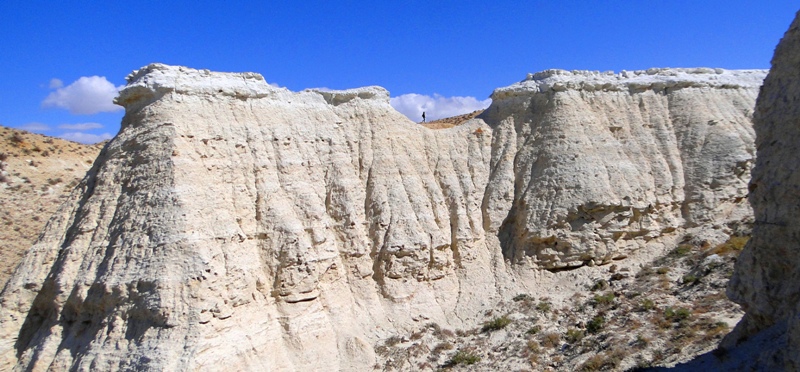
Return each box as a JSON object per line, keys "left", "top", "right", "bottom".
{"left": 682, "top": 274, "right": 699, "bottom": 285}
{"left": 536, "top": 301, "right": 552, "bottom": 313}
{"left": 591, "top": 279, "right": 608, "bottom": 291}
{"left": 513, "top": 294, "right": 531, "bottom": 302}
{"left": 593, "top": 292, "right": 615, "bottom": 307}
{"left": 665, "top": 307, "right": 691, "bottom": 322}
{"left": 449, "top": 350, "right": 480, "bottom": 365}
{"left": 565, "top": 328, "right": 585, "bottom": 343}
{"left": 482, "top": 316, "right": 511, "bottom": 332}
{"left": 640, "top": 298, "right": 655, "bottom": 312}
{"left": 587, "top": 315, "right": 605, "bottom": 334}
{"left": 672, "top": 244, "right": 693, "bottom": 256}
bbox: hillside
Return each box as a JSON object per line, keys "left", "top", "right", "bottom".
{"left": 0, "top": 127, "right": 103, "bottom": 288}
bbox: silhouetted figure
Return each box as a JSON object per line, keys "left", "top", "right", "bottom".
{"left": 422, "top": 111, "right": 426, "bottom": 123}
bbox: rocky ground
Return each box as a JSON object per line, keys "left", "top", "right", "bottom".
{"left": 374, "top": 229, "right": 748, "bottom": 371}
{"left": 0, "top": 126, "right": 102, "bottom": 288}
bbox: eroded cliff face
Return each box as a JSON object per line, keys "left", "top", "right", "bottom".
{"left": 725, "top": 11, "right": 800, "bottom": 370}
{"left": 0, "top": 64, "right": 764, "bottom": 371}
{"left": 483, "top": 68, "right": 762, "bottom": 270}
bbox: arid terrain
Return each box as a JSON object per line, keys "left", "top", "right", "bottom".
{"left": 0, "top": 126, "right": 102, "bottom": 288}
{"left": 421, "top": 109, "right": 484, "bottom": 129}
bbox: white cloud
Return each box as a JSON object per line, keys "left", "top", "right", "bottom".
{"left": 19, "top": 122, "right": 51, "bottom": 132}
{"left": 58, "top": 122, "right": 103, "bottom": 130}
{"left": 42, "top": 76, "right": 123, "bottom": 115}
{"left": 58, "top": 132, "right": 114, "bottom": 144}
{"left": 390, "top": 94, "right": 491, "bottom": 122}
{"left": 49, "top": 78, "right": 63, "bottom": 89}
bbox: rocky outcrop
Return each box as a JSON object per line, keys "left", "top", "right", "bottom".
{"left": 0, "top": 64, "right": 765, "bottom": 371}
{"left": 725, "top": 11, "right": 800, "bottom": 370}
{"left": 484, "top": 68, "right": 762, "bottom": 270}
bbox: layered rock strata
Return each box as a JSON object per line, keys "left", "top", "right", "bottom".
{"left": 0, "top": 64, "right": 764, "bottom": 370}
{"left": 725, "top": 11, "right": 800, "bottom": 370}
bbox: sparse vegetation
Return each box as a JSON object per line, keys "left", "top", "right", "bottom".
{"left": 541, "top": 332, "right": 560, "bottom": 348}
{"left": 433, "top": 342, "right": 454, "bottom": 354}
{"left": 708, "top": 236, "right": 749, "bottom": 256}
{"left": 586, "top": 315, "right": 605, "bottom": 334}
{"left": 513, "top": 293, "right": 531, "bottom": 302}
{"left": 536, "top": 301, "right": 552, "bottom": 313}
{"left": 682, "top": 274, "right": 699, "bottom": 285}
{"left": 664, "top": 307, "right": 692, "bottom": 323}
{"left": 565, "top": 328, "right": 585, "bottom": 344}
{"left": 593, "top": 292, "right": 615, "bottom": 307}
{"left": 672, "top": 244, "right": 693, "bottom": 257}
{"left": 8, "top": 133, "right": 24, "bottom": 146}
{"left": 385, "top": 335, "right": 402, "bottom": 346}
{"left": 448, "top": 350, "right": 480, "bottom": 365}
{"left": 591, "top": 279, "right": 608, "bottom": 291}
{"left": 482, "top": 315, "right": 511, "bottom": 332}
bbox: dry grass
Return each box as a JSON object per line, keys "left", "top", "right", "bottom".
{"left": 0, "top": 126, "right": 103, "bottom": 290}
{"left": 707, "top": 236, "right": 749, "bottom": 256}
{"left": 421, "top": 110, "right": 484, "bottom": 129}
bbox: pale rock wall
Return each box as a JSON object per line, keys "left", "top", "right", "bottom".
{"left": 483, "top": 68, "right": 761, "bottom": 269}
{"left": 0, "top": 64, "right": 764, "bottom": 371}
{"left": 725, "top": 11, "right": 800, "bottom": 370}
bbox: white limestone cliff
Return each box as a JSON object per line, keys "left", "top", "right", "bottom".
{"left": 485, "top": 68, "right": 762, "bottom": 270}
{"left": 0, "top": 63, "right": 765, "bottom": 371}
{"left": 724, "top": 11, "right": 800, "bottom": 370}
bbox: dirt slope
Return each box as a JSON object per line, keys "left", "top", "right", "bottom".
{"left": 0, "top": 126, "right": 103, "bottom": 288}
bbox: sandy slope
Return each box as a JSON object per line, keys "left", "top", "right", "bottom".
{"left": 0, "top": 126, "right": 102, "bottom": 288}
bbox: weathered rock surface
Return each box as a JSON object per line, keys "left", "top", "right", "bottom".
{"left": 0, "top": 64, "right": 765, "bottom": 371}
{"left": 485, "top": 68, "right": 762, "bottom": 270}
{"left": 725, "top": 11, "right": 800, "bottom": 370}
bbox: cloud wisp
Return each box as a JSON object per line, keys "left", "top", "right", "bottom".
{"left": 390, "top": 94, "right": 491, "bottom": 122}
{"left": 58, "top": 122, "right": 104, "bottom": 130}
{"left": 42, "top": 76, "right": 123, "bottom": 115}
{"left": 19, "top": 122, "right": 52, "bottom": 132}
{"left": 58, "top": 132, "right": 114, "bottom": 144}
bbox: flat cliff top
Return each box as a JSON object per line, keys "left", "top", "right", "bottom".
{"left": 493, "top": 68, "right": 768, "bottom": 98}
{"left": 116, "top": 63, "right": 390, "bottom": 109}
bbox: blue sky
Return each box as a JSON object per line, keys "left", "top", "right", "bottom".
{"left": 0, "top": 1, "right": 797, "bottom": 143}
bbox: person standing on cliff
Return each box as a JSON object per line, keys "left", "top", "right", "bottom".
{"left": 422, "top": 111, "right": 426, "bottom": 123}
